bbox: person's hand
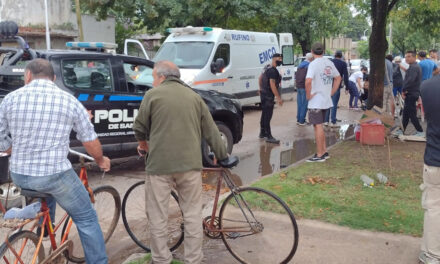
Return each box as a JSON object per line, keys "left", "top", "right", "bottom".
{"left": 137, "top": 145, "right": 148, "bottom": 156}
{"left": 307, "top": 93, "right": 316, "bottom": 100}
{"left": 402, "top": 92, "right": 406, "bottom": 100}
{"left": 96, "top": 156, "right": 111, "bottom": 172}
{"left": 257, "top": 89, "right": 261, "bottom": 96}
{"left": 277, "top": 97, "right": 283, "bottom": 106}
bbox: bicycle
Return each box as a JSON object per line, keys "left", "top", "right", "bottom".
{"left": 122, "top": 157, "right": 299, "bottom": 264}
{"left": 0, "top": 149, "right": 121, "bottom": 263}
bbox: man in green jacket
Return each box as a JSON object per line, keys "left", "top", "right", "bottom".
{"left": 133, "top": 61, "right": 228, "bottom": 264}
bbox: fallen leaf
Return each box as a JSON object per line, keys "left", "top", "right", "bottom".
{"left": 273, "top": 185, "right": 283, "bottom": 191}
{"left": 280, "top": 172, "right": 287, "bottom": 181}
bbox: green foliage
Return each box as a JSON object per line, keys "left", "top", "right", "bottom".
{"left": 357, "top": 40, "right": 370, "bottom": 58}
{"left": 275, "top": 0, "right": 352, "bottom": 55}
{"left": 343, "top": 15, "right": 370, "bottom": 41}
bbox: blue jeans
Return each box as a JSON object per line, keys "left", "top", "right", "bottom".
{"left": 325, "top": 88, "right": 341, "bottom": 124}
{"left": 348, "top": 81, "right": 359, "bottom": 108}
{"left": 11, "top": 169, "right": 108, "bottom": 264}
{"left": 296, "top": 88, "right": 308, "bottom": 123}
{"left": 393, "top": 86, "right": 402, "bottom": 97}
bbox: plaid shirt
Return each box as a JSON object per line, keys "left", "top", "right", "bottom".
{"left": 0, "top": 79, "right": 97, "bottom": 176}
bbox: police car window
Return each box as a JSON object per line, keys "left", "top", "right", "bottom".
{"left": 61, "top": 60, "right": 113, "bottom": 91}
{"left": 282, "top": 46, "right": 294, "bottom": 65}
{"left": 154, "top": 42, "right": 214, "bottom": 69}
{"left": 213, "top": 44, "right": 230, "bottom": 67}
{"left": 123, "top": 63, "right": 153, "bottom": 93}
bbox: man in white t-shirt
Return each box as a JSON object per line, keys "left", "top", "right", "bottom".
{"left": 348, "top": 66, "right": 368, "bottom": 109}
{"left": 305, "top": 42, "right": 341, "bottom": 162}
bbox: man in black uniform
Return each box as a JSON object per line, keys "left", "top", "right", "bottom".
{"left": 259, "top": 53, "right": 283, "bottom": 144}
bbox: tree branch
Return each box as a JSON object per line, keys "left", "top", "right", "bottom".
{"left": 387, "top": 0, "right": 399, "bottom": 14}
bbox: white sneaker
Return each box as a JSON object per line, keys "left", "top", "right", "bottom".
{"left": 419, "top": 251, "right": 440, "bottom": 264}
{"left": 392, "top": 129, "right": 404, "bottom": 136}
{"left": 413, "top": 131, "right": 426, "bottom": 138}
{"left": 323, "top": 122, "right": 329, "bottom": 126}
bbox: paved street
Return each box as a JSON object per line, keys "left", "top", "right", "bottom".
{"left": 0, "top": 92, "right": 422, "bottom": 263}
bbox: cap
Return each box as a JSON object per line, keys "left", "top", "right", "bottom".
{"left": 418, "top": 51, "right": 427, "bottom": 58}
{"left": 311, "top": 42, "right": 324, "bottom": 54}
{"left": 394, "top": 56, "right": 402, "bottom": 62}
{"left": 272, "top": 53, "right": 282, "bottom": 58}
{"left": 305, "top": 53, "right": 313, "bottom": 61}
{"left": 335, "top": 50, "right": 343, "bottom": 57}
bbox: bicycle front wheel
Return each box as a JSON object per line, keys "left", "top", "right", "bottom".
{"left": 122, "top": 180, "right": 184, "bottom": 252}
{"left": 0, "top": 230, "right": 45, "bottom": 263}
{"left": 219, "top": 187, "right": 299, "bottom": 264}
{"left": 62, "top": 185, "right": 121, "bottom": 263}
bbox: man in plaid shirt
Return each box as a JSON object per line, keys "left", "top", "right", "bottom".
{"left": 0, "top": 59, "right": 110, "bottom": 263}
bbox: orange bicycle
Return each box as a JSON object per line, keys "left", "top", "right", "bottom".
{"left": 122, "top": 157, "right": 299, "bottom": 264}
{"left": 0, "top": 149, "right": 121, "bottom": 263}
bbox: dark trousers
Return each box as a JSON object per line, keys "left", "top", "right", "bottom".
{"left": 260, "top": 95, "right": 275, "bottom": 137}
{"left": 348, "top": 81, "right": 359, "bottom": 108}
{"left": 325, "top": 88, "right": 341, "bottom": 124}
{"left": 402, "top": 94, "right": 423, "bottom": 132}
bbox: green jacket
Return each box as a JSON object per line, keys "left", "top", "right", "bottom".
{"left": 133, "top": 77, "right": 228, "bottom": 175}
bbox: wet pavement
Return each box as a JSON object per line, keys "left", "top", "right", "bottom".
{"left": 0, "top": 92, "right": 368, "bottom": 264}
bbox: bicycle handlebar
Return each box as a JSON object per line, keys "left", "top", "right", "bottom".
{"left": 69, "top": 149, "right": 94, "bottom": 162}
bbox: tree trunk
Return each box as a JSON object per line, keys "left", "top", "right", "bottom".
{"left": 299, "top": 40, "right": 310, "bottom": 56}
{"left": 367, "top": 0, "right": 389, "bottom": 109}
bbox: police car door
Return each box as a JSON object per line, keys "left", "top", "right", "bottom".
{"left": 56, "top": 54, "right": 122, "bottom": 152}
{"left": 113, "top": 56, "right": 154, "bottom": 153}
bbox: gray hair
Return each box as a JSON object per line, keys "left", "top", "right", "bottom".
{"left": 25, "top": 58, "right": 55, "bottom": 80}
{"left": 154, "top": 60, "right": 180, "bottom": 79}
{"left": 305, "top": 53, "right": 313, "bottom": 61}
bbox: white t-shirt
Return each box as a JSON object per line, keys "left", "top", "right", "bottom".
{"left": 306, "top": 57, "right": 340, "bottom": 109}
{"left": 349, "top": 71, "right": 364, "bottom": 83}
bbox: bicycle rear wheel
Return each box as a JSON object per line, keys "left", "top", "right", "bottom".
{"left": 122, "top": 180, "right": 184, "bottom": 252}
{"left": 0, "top": 230, "right": 45, "bottom": 263}
{"left": 219, "top": 187, "right": 299, "bottom": 264}
{"left": 61, "top": 185, "right": 121, "bottom": 263}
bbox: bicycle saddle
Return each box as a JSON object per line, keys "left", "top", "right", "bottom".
{"left": 20, "top": 189, "right": 52, "bottom": 199}
{"left": 218, "top": 156, "right": 239, "bottom": 168}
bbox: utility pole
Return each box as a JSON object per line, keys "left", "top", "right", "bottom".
{"left": 44, "top": 0, "right": 51, "bottom": 50}
{"left": 75, "top": 0, "right": 84, "bottom": 41}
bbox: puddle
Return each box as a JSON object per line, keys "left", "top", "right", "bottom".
{"left": 212, "top": 124, "right": 355, "bottom": 186}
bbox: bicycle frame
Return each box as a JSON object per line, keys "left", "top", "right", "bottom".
{"left": 202, "top": 168, "right": 259, "bottom": 235}
{"left": 1, "top": 156, "right": 95, "bottom": 264}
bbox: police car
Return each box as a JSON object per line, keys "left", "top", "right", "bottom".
{"left": 0, "top": 21, "right": 243, "bottom": 167}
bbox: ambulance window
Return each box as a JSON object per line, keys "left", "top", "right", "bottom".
{"left": 61, "top": 60, "right": 113, "bottom": 91}
{"left": 282, "top": 46, "right": 294, "bottom": 65}
{"left": 123, "top": 63, "right": 153, "bottom": 93}
{"left": 213, "top": 44, "right": 230, "bottom": 67}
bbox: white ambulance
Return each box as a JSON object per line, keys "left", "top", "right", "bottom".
{"left": 153, "top": 27, "right": 295, "bottom": 105}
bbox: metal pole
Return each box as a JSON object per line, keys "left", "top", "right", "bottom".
{"left": 44, "top": 0, "right": 51, "bottom": 50}
{"left": 75, "top": 0, "right": 84, "bottom": 41}
{"left": 363, "top": 29, "right": 368, "bottom": 40}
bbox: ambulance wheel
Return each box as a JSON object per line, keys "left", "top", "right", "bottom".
{"left": 202, "top": 122, "right": 233, "bottom": 167}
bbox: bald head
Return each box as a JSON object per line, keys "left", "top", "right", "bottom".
{"left": 24, "top": 59, "right": 55, "bottom": 84}
{"left": 152, "top": 60, "right": 180, "bottom": 87}
{"left": 154, "top": 61, "right": 180, "bottom": 79}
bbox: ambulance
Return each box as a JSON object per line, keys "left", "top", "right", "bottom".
{"left": 153, "top": 27, "right": 295, "bottom": 105}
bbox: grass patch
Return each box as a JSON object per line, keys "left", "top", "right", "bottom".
{"left": 126, "top": 253, "right": 183, "bottom": 264}
{"left": 251, "top": 140, "right": 425, "bottom": 237}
